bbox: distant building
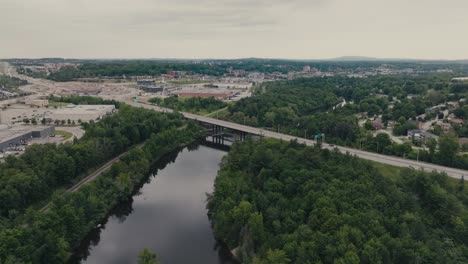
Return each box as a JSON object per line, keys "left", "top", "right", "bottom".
{"left": 203, "top": 83, "right": 219, "bottom": 88}
{"left": 25, "top": 99, "right": 49, "bottom": 107}
{"left": 137, "top": 80, "right": 155, "bottom": 87}
{"left": 450, "top": 118, "right": 464, "bottom": 125}
{"left": 407, "top": 129, "right": 437, "bottom": 143}
{"left": 425, "top": 104, "right": 446, "bottom": 114}
{"left": 0, "top": 125, "right": 55, "bottom": 152}
{"left": 372, "top": 118, "right": 384, "bottom": 130}
{"left": 141, "top": 86, "right": 164, "bottom": 93}
{"left": 451, "top": 77, "right": 468, "bottom": 82}
{"left": 166, "top": 71, "right": 186, "bottom": 78}
{"left": 303, "top": 66, "right": 311, "bottom": 72}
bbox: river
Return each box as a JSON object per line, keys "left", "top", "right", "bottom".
{"left": 70, "top": 143, "right": 235, "bottom": 264}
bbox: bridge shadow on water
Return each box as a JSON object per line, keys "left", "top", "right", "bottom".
{"left": 69, "top": 138, "right": 237, "bottom": 264}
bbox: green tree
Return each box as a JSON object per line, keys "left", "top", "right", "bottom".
{"left": 438, "top": 134, "right": 459, "bottom": 165}
{"left": 265, "top": 249, "right": 290, "bottom": 264}
{"left": 138, "top": 248, "right": 160, "bottom": 264}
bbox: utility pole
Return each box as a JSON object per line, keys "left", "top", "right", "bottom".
{"left": 304, "top": 129, "right": 307, "bottom": 139}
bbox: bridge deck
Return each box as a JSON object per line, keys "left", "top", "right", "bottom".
{"left": 126, "top": 100, "right": 468, "bottom": 179}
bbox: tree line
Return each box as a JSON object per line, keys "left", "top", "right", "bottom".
{"left": 0, "top": 75, "right": 28, "bottom": 90}
{"left": 149, "top": 96, "right": 227, "bottom": 114}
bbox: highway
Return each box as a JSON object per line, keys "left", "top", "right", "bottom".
{"left": 125, "top": 100, "right": 468, "bottom": 180}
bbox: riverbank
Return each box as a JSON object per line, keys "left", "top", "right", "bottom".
{"left": 0, "top": 124, "right": 202, "bottom": 263}
{"left": 70, "top": 142, "right": 237, "bottom": 264}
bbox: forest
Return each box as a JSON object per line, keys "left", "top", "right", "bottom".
{"left": 208, "top": 139, "right": 468, "bottom": 263}
{"left": 149, "top": 96, "right": 227, "bottom": 114}
{"left": 0, "top": 105, "right": 201, "bottom": 263}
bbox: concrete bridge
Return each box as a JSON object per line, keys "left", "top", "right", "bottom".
{"left": 126, "top": 100, "right": 468, "bottom": 180}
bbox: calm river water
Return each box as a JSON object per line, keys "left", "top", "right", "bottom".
{"left": 71, "top": 143, "right": 235, "bottom": 264}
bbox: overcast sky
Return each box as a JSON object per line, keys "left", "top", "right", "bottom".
{"left": 1, "top": 0, "right": 468, "bottom": 59}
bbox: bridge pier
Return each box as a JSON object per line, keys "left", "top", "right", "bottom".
{"left": 204, "top": 123, "right": 252, "bottom": 145}
{"left": 211, "top": 125, "right": 225, "bottom": 145}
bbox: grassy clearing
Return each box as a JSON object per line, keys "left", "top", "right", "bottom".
{"left": 371, "top": 162, "right": 403, "bottom": 179}
{"left": 48, "top": 102, "right": 68, "bottom": 107}
{"left": 371, "top": 161, "right": 468, "bottom": 187}
{"left": 55, "top": 130, "right": 73, "bottom": 140}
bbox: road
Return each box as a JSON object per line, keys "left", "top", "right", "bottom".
{"left": 125, "top": 100, "right": 468, "bottom": 180}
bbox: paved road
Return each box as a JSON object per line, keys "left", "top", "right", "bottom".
{"left": 125, "top": 100, "right": 468, "bottom": 180}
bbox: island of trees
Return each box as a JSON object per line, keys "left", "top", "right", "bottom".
{"left": 208, "top": 139, "right": 468, "bottom": 263}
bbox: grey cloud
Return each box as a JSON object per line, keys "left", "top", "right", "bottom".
{"left": 1, "top": 0, "right": 468, "bottom": 59}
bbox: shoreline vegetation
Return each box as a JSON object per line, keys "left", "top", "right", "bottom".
{"left": 208, "top": 139, "right": 468, "bottom": 263}
{"left": 0, "top": 102, "right": 202, "bottom": 263}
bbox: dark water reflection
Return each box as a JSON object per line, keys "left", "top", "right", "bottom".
{"left": 70, "top": 143, "right": 235, "bottom": 264}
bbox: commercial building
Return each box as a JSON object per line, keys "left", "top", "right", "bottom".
{"left": 0, "top": 125, "right": 55, "bottom": 151}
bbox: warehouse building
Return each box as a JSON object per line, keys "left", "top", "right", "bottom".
{"left": 0, "top": 125, "right": 55, "bottom": 151}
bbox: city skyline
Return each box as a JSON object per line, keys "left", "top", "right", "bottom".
{"left": 2, "top": 0, "right": 468, "bottom": 60}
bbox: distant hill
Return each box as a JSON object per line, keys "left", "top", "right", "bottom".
{"left": 330, "top": 56, "right": 468, "bottom": 63}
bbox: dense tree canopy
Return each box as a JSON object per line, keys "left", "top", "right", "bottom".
{"left": 149, "top": 96, "right": 227, "bottom": 114}
{"left": 0, "top": 106, "right": 201, "bottom": 263}
{"left": 0, "top": 105, "right": 187, "bottom": 218}
{"left": 208, "top": 139, "right": 468, "bottom": 263}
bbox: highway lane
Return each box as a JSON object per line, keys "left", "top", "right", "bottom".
{"left": 125, "top": 100, "right": 468, "bottom": 180}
